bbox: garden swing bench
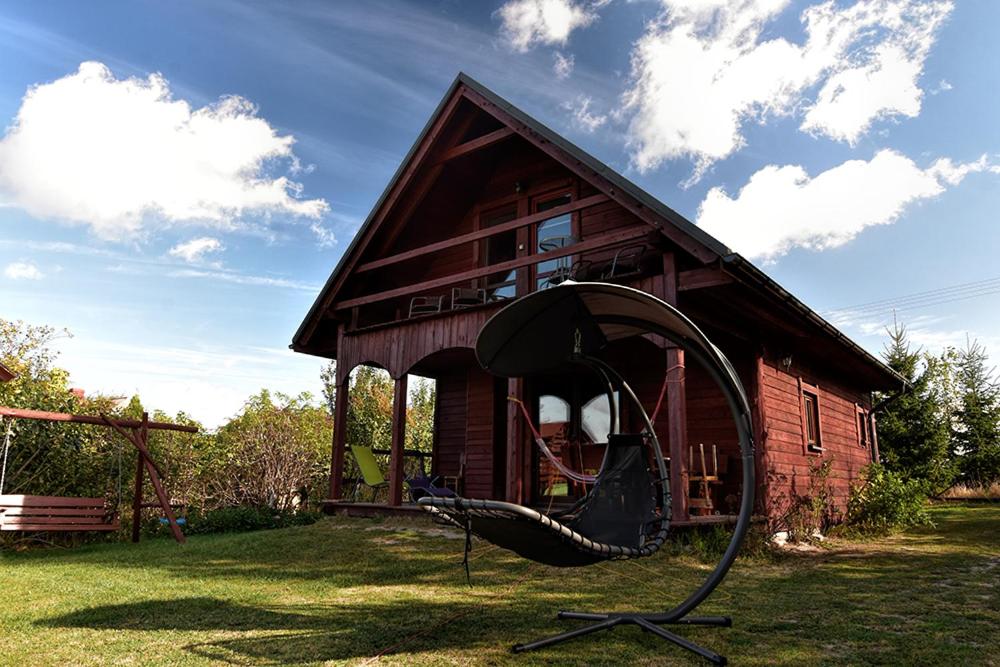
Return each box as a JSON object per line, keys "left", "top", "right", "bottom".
{"left": 0, "top": 407, "right": 193, "bottom": 543}
{"left": 419, "top": 282, "right": 755, "bottom": 666}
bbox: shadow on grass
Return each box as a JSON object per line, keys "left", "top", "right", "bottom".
{"left": 37, "top": 595, "right": 583, "bottom": 664}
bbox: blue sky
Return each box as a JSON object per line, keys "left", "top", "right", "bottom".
{"left": 1, "top": 0, "right": 998, "bottom": 427}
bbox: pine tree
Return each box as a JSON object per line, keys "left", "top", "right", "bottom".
{"left": 953, "top": 338, "right": 1000, "bottom": 485}
{"left": 876, "top": 320, "right": 955, "bottom": 491}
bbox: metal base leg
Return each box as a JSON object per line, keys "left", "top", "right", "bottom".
{"left": 513, "top": 611, "right": 731, "bottom": 666}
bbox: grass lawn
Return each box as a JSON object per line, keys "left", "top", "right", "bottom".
{"left": 1, "top": 503, "right": 997, "bottom": 666}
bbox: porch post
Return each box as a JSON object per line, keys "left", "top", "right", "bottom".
{"left": 752, "top": 351, "right": 769, "bottom": 516}
{"left": 506, "top": 377, "right": 524, "bottom": 503}
{"left": 328, "top": 373, "right": 349, "bottom": 501}
{"left": 389, "top": 374, "right": 408, "bottom": 506}
{"left": 662, "top": 252, "right": 689, "bottom": 521}
{"left": 666, "top": 346, "right": 689, "bottom": 521}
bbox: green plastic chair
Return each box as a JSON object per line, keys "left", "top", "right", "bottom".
{"left": 350, "top": 445, "right": 389, "bottom": 502}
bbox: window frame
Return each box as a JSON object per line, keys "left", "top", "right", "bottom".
{"left": 798, "top": 379, "right": 823, "bottom": 454}
{"left": 856, "top": 405, "right": 871, "bottom": 452}
{"left": 477, "top": 204, "right": 519, "bottom": 299}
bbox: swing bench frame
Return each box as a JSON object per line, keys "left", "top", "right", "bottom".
{"left": 0, "top": 406, "right": 193, "bottom": 543}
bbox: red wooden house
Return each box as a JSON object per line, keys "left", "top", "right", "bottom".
{"left": 292, "top": 74, "right": 902, "bottom": 525}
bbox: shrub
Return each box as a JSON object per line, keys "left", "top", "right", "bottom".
{"left": 845, "top": 464, "right": 932, "bottom": 535}
{"left": 206, "top": 390, "right": 332, "bottom": 510}
{"left": 763, "top": 458, "right": 837, "bottom": 543}
{"left": 148, "top": 505, "right": 323, "bottom": 536}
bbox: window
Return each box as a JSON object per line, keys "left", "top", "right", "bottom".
{"left": 534, "top": 194, "right": 573, "bottom": 289}
{"left": 801, "top": 385, "right": 822, "bottom": 453}
{"left": 539, "top": 395, "right": 571, "bottom": 425}
{"left": 581, "top": 392, "right": 619, "bottom": 444}
{"left": 482, "top": 207, "right": 517, "bottom": 299}
{"left": 534, "top": 389, "right": 618, "bottom": 500}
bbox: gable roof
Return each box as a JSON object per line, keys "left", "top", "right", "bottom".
{"left": 0, "top": 362, "right": 15, "bottom": 382}
{"left": 292, "top": 73, "right": 902, "bottom": 388}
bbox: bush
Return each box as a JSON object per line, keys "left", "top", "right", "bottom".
{"left": 845, "top": 464, "right": 932, "bottom": 535}
{"left": 148, "top": 506, "right": 323, "bottom": 536}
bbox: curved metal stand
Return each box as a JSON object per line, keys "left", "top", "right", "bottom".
{"left": 512, "top": 316, "right": 756, "bottom": 666}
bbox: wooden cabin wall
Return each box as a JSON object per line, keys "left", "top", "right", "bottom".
{"left": 431, "top": 365, "right": 499, "bottom": 500}
{"left": 434, "top": 371, "right": 467, "bottom": 483}
{"left": 464, "top": 367, "right": 497, "bottom": 499}
{"left": 760, "top": 356, "right": 873, "bottom": 518}
{"left": 685, "top": 361, "right": 744, "bottom": 513}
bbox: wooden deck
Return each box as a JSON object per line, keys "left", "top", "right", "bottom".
{"left": 320, "top": 500, "right": 755, "bottom": 528}
{"left": 320, "top": 501, "right": 424, "bottom": 518}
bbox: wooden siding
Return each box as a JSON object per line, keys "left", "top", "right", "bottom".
{"left": 336, "top": 307, "right": 499, "bottom": 383}
{"left": 760, "top": 357, "right": 873, "bottom": 516}
{"left": 431, "top": 365, "right": 500, "bottom": 500}
{"left": 434, "top": 372, "right": 467, "bottom": 482}
{"left": 464, "top": 367, "right": 497, "bottom": 499}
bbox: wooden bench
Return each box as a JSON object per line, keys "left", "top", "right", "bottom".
{"left": 0, "top": 494, "right": 120, "bottom": 532}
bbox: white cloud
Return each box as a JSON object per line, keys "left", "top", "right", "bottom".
{"left": 168, "top": 268, "right": 320, "bottom": 291}
{"left": 497, "top": 0, "right": 598, "bottom": 52}
{"left": 309, "top": 222, "right": 337, "bottom": 248}
{"left": 800, "top": 2, "right": 951, "bottom": 143}
{"left": 168, "top": 236, "right": 224, "bottom": 264}
{"left": 553, "top": 51, "right": 575, "bottom": 79}
{"left": 56, "top": 337, "right": 326, "bottom": 429}
{"left": 697, "top": 149, "right": 993, "bottom": 262}
{"left": 929, "top": 79, "right": 953, "bottom": 95}
{"left": 564, "top": 96, "right": 607, "bottom": 133}
{"left": 0, "top": 61, "right": 328, "bottom": 239}
{"left": 622, "top": 0, "right": 953, "bottom": 181}
{"left": 4, "top": 261, "right": 44, "bottom": 280}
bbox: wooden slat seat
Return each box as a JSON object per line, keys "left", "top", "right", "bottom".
{"left": 0, "top": 494, "right": 120, "bottom": 532}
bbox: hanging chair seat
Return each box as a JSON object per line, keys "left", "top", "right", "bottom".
{"left": 422, "top": 498, "right": 659, "bottom": 567}
{"left": 420, "top": 433, "right": 669, "bottom": 567}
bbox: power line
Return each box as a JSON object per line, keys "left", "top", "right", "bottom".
{"left": 824, "top": 276, "right": 1000, "bottom": 318}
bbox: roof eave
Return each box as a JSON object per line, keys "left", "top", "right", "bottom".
{"left": 721, "top": 253, "right": 906, "bottom": 389}
{"left": 291, "top": 74, "right": 470, "bottom": 352}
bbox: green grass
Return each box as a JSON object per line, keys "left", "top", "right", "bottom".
{"left": 1, "top": 503, "right": 998, "bottom": 666}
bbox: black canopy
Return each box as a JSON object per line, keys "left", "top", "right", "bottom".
{"left": 475, "top": 281, "right": 746, "bottom": 405}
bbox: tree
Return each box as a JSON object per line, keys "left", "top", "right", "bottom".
{"left": 876, "top": 321, "right": 955, "bottom": 491}
{"left": 406, "top": 376, "right": 436, "bottom": 455}
{"left": 952, "top": 338, "right": 1000, "bottom": 485}
{"left": 0, "top": 319, "right": 119, "bottom": 499}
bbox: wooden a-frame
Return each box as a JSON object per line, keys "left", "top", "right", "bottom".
{"left": 0, "top": 406, "right": 193, "bottom": 543}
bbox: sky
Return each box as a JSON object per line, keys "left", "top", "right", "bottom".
{"left": 1, "top": 0, "right": 999, "bottom": 428}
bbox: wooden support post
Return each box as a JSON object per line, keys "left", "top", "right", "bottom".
{"left": 662, "top": 252, "right": 689, "bottom": 522}
{"left": 389, "top": 375, "right": 408, "bottom": 506}
{"left": 506, "top": 377, "right": 524, "bottom": 503}
{"left": 752, "top": 352, "right": 769, "bottom": 516}
{"left": 104, "top": 412, "right": 186, "bottom": 544}
{"left": 666, "top": 347, "right": 689, "bottom": 521}
{"left": 131, "top": 448, "right": 144, "bottom": 543}
{"left": 329, "top": 375, "right": 350, "bottom": 500}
